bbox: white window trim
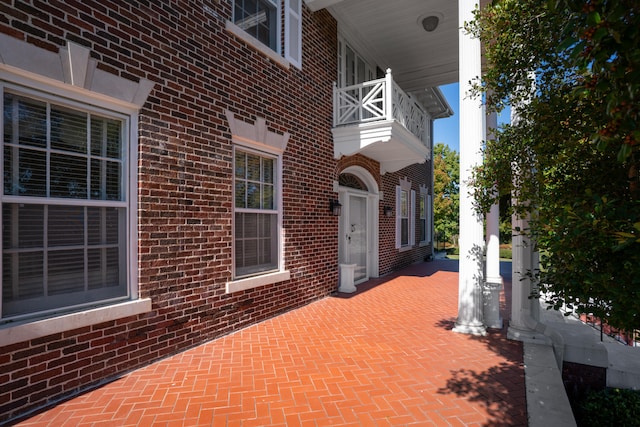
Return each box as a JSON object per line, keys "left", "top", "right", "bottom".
{"left": 0, "top": 37, "right": 154, "bottom": 337}
{"left": 419, "top": 185, "right": 431, "bottom": 246}
{"left": 0, "top": 298, "right": 151, "bottom": 346}
{"left": 225, "top": 111, "right": 290, "bottom": 293}
{"left": 225, "top": 21, "right": 290, "bottom": 69}
{"left": 395, "top": 177, "right": 415, "bottom": 251}
{"left": 227, "top": 0, "right": 303, "bottom": 70}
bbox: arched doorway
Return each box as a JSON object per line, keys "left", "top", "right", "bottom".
{"left": 337, "top": 166, "right": 379, "bottom": 287}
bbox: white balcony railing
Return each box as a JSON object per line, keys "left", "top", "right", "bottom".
{"left": 333, "top": 69, "right": 429, "bottom": 145}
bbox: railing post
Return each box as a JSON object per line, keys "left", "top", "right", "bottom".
{"left": 333, "top": 81, "right": 338, "bottom": 126}
{"left": 385, "top": 68, "right": 394, "bottom": 121}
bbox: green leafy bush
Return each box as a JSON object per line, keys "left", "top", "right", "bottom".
{"left": 499, "top": 248, "right": 512, "bottom": 259}
{"left": 577, "top": 388, "right": 640, "bottom": 426}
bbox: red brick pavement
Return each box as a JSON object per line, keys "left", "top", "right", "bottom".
{"left": 14, "top": 259, "right": 526, "bottom": 427}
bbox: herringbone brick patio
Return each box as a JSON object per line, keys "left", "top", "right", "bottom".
{"left": 14, "top": 259, "right": 526, "bottom": 427}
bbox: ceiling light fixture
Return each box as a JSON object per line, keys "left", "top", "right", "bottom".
{"left": 422, "top": 15, "right": 439, "bottom": 32}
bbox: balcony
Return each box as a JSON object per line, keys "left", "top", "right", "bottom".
{"left": 332, "top": 69, "right": 431, "bottom": 174}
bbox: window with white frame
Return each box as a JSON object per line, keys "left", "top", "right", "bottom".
{"left": 234, "top": 148, "right": 278, "bottom": 278}
{"left": 395, "top": 178, "right": 415, "bottom": 249}
{"left": 1, "top": 88, "right": 130, "bottom": 320}
{"left": 231, "top": 0, "right": 302, "bottom": 68}
{"left": 419, "top": 188, "right": 431, "bottom": 244}
{"left": 419, "top": 193, "right": 426, "bottom": 243}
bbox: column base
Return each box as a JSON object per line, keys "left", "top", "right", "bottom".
{"left": 453, "top": 321, "right": 487, "bottom": 336}
{"left": 483, "top": 278, "right": 503, "bottom": 329}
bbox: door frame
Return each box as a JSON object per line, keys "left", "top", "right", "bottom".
{"left": 337, "top": 166, "right": 379, "bottom": 281}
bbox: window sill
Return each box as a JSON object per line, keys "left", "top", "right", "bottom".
{"left": 398, "top": 245, "right": 414, "bottom": 253}
{"left": 419, "top": 241, "right": 429, "bottom": 247}
{"left": 0, "top": 298, "right": 152, "bottom": 347}
{"left": 225, "top": 21, "right": 291, "bottom": 70}
{"left": 226, "top": 270, "right": 291, "bottom": 294}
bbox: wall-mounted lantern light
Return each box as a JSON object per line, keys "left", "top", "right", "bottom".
{"left": 383, "top": 206, "right": 393, "bottom": 217}
{"left": 330, "top": 199, "right": 342, "bottom": 216}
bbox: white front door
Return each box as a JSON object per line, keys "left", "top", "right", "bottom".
{"left": 347, "top": 194, "right": 368, "bottom": 283}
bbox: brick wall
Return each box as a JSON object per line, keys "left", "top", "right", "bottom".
{"left": 0, "top": 1, "right": 338, "bottom": 422}
{"left": 336, "top": 155, "right": 433, "bottom": 276}
{"left": 379, "top": 162, "right": 433, "bottom": 275}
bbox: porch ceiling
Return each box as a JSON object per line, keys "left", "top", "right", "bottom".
{"left": 306, "top": 0, "right": 459, "bottom": 90}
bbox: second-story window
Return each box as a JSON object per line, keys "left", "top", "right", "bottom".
{"left": 234, "top": 0, "right": 278, "bottom": 51}
{"left": 231, "top": 0, "right": 302, "bottom": 68}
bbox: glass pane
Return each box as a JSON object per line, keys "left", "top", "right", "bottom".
{"left": 235, "top": 212, "right": 277, "bottom": 277}
{"left": 17, "top": 96, "right": 47, "bottom": 149}
{"left": 90, "top": 159, "right": 104, "bottom": 200}
{"left": 235, "top": 151, "right": 246, "bottom": 178}
{"left": 105, "top": 208, "right": 120, "bottom": 244}
{"left": 260, "top": 213, "right": 274, "bottom": 237}
{"left": 247, "top": 153, "right": 261, "bottom": 181}
{"left": 106, "top": 119, "right": 122, "bottom": 159}
{"left": 235, "top": 213, "right": 244, "bottom": 238}
{"left": 87, "top": 207, "right": 121, "bottom": 245}
{"left": 4, "top": 147, "right": 47, "bottom": 196}
{"left": 88, "top": 248, "right": 120, "bottom": 289}
{"left": 48, "top": 205, "right": 84, "bottom": 246}
{"left": 90, "top": 158, "right": 121, "bottom": 200}
{"left": 105, "top": 161, "right": 121, "bottom": 201}
{"left": 263, "top": 158, "right": 274, "bottom": 183}
{"left": 51, "top": 106, "right": 87, "bottom": 154}
{"left": 235, "top": 181, "right": 246, "bottom": 208}
{"left": 401, "top": 218, "right": 409, "bottom": 245}
{"left": 260, "top": 238, "right": 272, "bottom": 265}
{"left": 2, "top": 251, "right": 44, "bottom": 302}
{"left": 91, "top": 116, "right": 122, "bottom": 159}
{"left": 262, "top": 184, "right": 274, "bottom": 210}
{"left": 420, "top": 197, "right": 426, "bottom": 218}
{"left": 401, "top": 191, "right": 408, "bottom": 217}
{"left": 247, "top": 182, "right": 260, "bottom": 209}
{"left": 48, "top": 249, "right": 84, "bottom": 295}
{"left": 244, "top": 212, "right": 258, "bottom": 236}
{"left": 3, "top": 93, "right": 12, "bottom": 145}
{"left": 3, "top": 203, "right": 44, "bottom": 249}
{"left": 244, "top": 239, "right": 258, "bottom": 266}
{"left": 50, "top": 153, "right": 87, "bottom": 198}
{"left": 235, "top": 240, "right": 244, "bottom": 268}
{"left": 19, "top": 204, "right": 44, "bottom": 248}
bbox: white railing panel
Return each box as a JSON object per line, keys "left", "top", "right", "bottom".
{"left": 333, "top": 70, "right": 429, "bottom": 146}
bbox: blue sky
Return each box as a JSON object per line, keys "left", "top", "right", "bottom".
{"left": 433, "top": 82, "right": 510, "bottom": 153}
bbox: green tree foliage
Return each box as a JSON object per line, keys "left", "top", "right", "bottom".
{"left": 433, "top": 143, "right": 460, "bottom": 247}
{"left": 468, "top": 0, "right": 640, "bottom": 331}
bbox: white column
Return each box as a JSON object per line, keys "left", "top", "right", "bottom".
{"left": 484, "top": 111, "right": 503, "bottom": 329}
{"left": 507, "top": 105, "right": 548, "bottom": 342}
{"left": 454, "top": 0, "right": 486, "bottom": 336}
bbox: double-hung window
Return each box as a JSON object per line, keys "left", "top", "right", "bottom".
{"left": 230, "top": 0, "right": 302, "bottom": 68}
{"left": 400, "top": 190, "right": 409, "bottom": 246}
{"left": 2, "top": 88, "right": 129, "bottom": 320}
{"left": 395, "top": 178, "right": 415, "bottom": 250}
{"left": 234, "top": 148, "right": 278, "bottom": 278}
{"left": 419, "top": 189, "right": 430, "bottom": 245}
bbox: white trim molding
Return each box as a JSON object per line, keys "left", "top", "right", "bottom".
{"left": 0, "top": 34, "right": 154, "bottom": 113}
{"left": 0, "top": 299, "right": 152, "bottom": 347}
